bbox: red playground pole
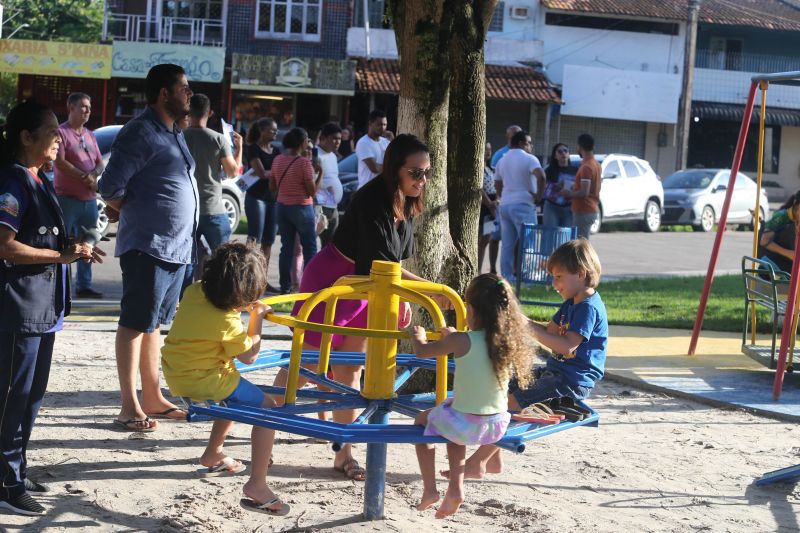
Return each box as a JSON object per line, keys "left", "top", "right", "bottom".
{"left": 688, "top": 81, "right": 758, "bottom": 355}
{"left": 772, "top": 230, "right": 800, "bottom": 400}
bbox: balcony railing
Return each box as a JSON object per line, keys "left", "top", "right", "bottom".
{"left": 695, "top": 49, "right": 800, "bottom": 74}
{"left": 103, "top": 13, "right": 225, "bottom": 47}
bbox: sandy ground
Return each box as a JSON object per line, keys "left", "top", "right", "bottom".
{"left": 1, "top": 330, "right": 800, "bottom": 533}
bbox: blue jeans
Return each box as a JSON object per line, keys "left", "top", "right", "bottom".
{"left": 58, "top": 196, "right": 98, "bottom": 291}
{"left": 543, "top": 202, "right": 573, "bottom": 228}
{"left": 499, "top": 202, "right": 537, "bottom": 280}
{"left": 573, "top": 211, "right": 599, "bottom": 240}
{"left": 0, "top": 332, "right": 54, "bottom": 500}
{"left": 510, "top": 367, "right": 591, "bottom": 409}
{"left": 245, "top": 193, "right": 277, "bottom": 245}
{"left": 276, "top": 203, "right": 317, "bottom": 292}
{"left": 183, "top": 213, "right": 232, "bottom": 292}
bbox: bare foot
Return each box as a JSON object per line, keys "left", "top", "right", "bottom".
{"left": 242, "top": 480, "right": 281, "bottom": 511}
{"left": 200, "top": 451, "right": 229, "bottom": 469}
{"left": 435, "top": 487, "right": 464, "bottom": 519}
{"left": 140, "top": 399, "right": 181, "bottom": 417}
{"left": 415, "top": 490, "right": 440, "bottom": 511}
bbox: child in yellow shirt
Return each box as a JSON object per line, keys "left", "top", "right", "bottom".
{"left": 162, "top": 242, "right": 288, "bottom": 516}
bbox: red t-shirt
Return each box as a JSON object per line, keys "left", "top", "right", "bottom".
{"left": 272, "top": 154, "right": 314, "bottom": 206}
{"left": 54, "top": 123, "right": 100, "bottom": 201}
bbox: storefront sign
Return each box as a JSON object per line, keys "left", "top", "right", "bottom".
{"left": 232, "top": 54, "right": 356, "bottom": 96}
{"left": 112, "top": 42, "right": 225, "bottom": 83}
{"left": 0, "top": 39, "right": 111, "bottom": 79}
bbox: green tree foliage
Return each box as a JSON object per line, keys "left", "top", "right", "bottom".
{"left": 3, "top": 0, "right": 103, "bottom": 43}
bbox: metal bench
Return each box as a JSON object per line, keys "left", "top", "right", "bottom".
{"left": 741, "top": 256, "right": 795, "bottom": 369}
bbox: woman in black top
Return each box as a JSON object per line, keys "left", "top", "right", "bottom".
{"left": 245, "top": 118, "right": 281, "bottom": 292}
{"left": 542, "top": 143, "right": 578, "bottom": 228}
{"left": 337, "top": 126, "right": 355, "bottom": 159}
{"left": 274, "top": 134, "right": 438, "bottom": 480}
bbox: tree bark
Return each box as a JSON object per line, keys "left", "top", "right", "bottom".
{"left": 388, "top": 0, "right": 497, "bottom": 392}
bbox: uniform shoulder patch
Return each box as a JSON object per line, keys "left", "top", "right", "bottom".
{"left": 0, "top": 192, "right": 20, "bottom": 218}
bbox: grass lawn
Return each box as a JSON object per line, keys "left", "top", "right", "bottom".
{"left": 520, "top": 274, "right": 765, "bottom": 333}
{"left": 266, "top": 274, "right": 769, "bottom": 334}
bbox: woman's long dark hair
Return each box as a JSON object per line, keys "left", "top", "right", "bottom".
{"left": 0, "top": 100, "right": 52, "bottom": 166}
{"left": 245, "top": 117, "right": 277, "bottom": 145}
{"left": 544, "top": 142, "right": 569, "bottom": 183}
{"left": 380, "top": 134, "right": 428, "bottom": 220}
{"left": 779, "top": 190, "right": 800, "bottom": 212}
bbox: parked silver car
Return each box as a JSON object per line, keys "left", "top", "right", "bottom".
{"left": 661, "top": 168, "right": 769, "bottom": 232}
{"left": 94, "top": 125, "right": 245, "bottom": 234}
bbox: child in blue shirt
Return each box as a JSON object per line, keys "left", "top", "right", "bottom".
{"left": 444, "top": 238, "right": 607, "bottom": 481}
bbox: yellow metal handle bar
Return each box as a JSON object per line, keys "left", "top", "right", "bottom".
{"left": 265, "top": 312, "right": 445, "bottom": 341}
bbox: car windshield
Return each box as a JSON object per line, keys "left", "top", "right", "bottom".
{"left": 662, "top": 170, "right": 717, "bottom": 189}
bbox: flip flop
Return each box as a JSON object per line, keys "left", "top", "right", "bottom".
{"left": 511, "top": 413, "right": 560, "bottom": 425}
{"left": 197, "top": 457, "right": 246, "bottom": 477}
{"left": 240, "top": 497, "right": 291, "bottom": 516}
{"left": 112, "top": 417, "right": 157, "bottom": 432}
{"left": 334, "top": 458, "right": 366, "bottom": 481}
{"left": 145, "top": 407, "right": 187, "bottom": 421}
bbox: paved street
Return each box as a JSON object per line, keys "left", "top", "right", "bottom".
{"left": 83, "top": 229, "right": 754, "bottom": 301}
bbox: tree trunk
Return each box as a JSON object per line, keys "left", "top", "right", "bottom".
{"left": 389, "top": 0, "right": 496, "bottom": 392}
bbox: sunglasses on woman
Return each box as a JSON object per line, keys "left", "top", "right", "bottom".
{"left": 404, "top": 167, "right": 432, "bottom": 181}
{"left": 557, "top": 147, "right": 569, "bottom": 154}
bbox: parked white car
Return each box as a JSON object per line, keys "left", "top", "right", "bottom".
{"left": 661, "top": 168, "right": 769, "bottom": 232}
{"left": 94, "top": 125, "right": 245, "bottom": 234}
{"left": 569, "top": 153, "right": 664, "bottom": 233}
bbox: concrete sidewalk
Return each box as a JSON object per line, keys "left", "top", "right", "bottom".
{"left": 607, "top": 325, "right": 800, "bottom": 421}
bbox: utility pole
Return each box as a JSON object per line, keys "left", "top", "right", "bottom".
{"left": 676, "top": 0, "right": 702, "bottom": 171}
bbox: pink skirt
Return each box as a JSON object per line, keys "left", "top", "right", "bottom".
{"left": 291, "top": 244, "right": 410, "bottom": 349}
{"left": 423, "top": 398, "right": 511, "bottom": 446}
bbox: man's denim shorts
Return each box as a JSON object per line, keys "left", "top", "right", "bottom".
{"left": 119, "top": 250, "right": 187, "bottom": 333}
{"left": 222, "top": 377, "right": 265, "bottom": 408}
{"left": 510, "top": 367, "right": 591, "bottom": 409}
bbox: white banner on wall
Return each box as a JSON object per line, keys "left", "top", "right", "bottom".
{"left": 112, "top": 42, "right": 225, "bottom": 83}
{"left": 561, "top": 64, "right": 681, "bottom": 124}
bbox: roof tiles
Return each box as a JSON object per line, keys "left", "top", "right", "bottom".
{"left": 542, "top": 0, "right": 800, "bottom": 31}
{"left": 355, "top": 58, "right": 560, "bottom": 103}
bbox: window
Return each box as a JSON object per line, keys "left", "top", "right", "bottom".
{"left": 163, "top": 0, "right": 224, "bottom": 20}
{"left": 256, "top": 0, "right": 322, "bottom": 41}
{"left": 489, "top": 2, "right": 505, "bottom": 32}
{"left": 603, "top": 160, "right": 622, "bottom": 179}
{"left": 622, "top": 160, "right": 641, "bottom": 178}
{"left": 353, "top": 0, "right": 391, "bottom": 28}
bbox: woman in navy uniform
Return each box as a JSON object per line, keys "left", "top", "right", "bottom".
{"left": 0, "top": 101, "right": 103, "bottom": 516}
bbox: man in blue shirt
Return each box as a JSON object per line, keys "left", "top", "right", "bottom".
{"left": 100, "top": 64, "right": 198, "bottom": 432}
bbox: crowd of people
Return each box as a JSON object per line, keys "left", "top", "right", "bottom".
{"left": 479, "top": 124, "right": 602, "bottom": 278}
{"left": 0, "top": 63, "right": 609, "bottom": 519}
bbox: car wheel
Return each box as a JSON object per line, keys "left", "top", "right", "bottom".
{"left": 96, "top": 198, "right": 110, "bottom": 236}
{"left": 221, "top": 193, "right": 241, "bottom": 232}
{"left": 642, "top": 200, "right": 661, "bottom": 232}
{"left": 693, "top": 205, "right": 715, "bottom": 232}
